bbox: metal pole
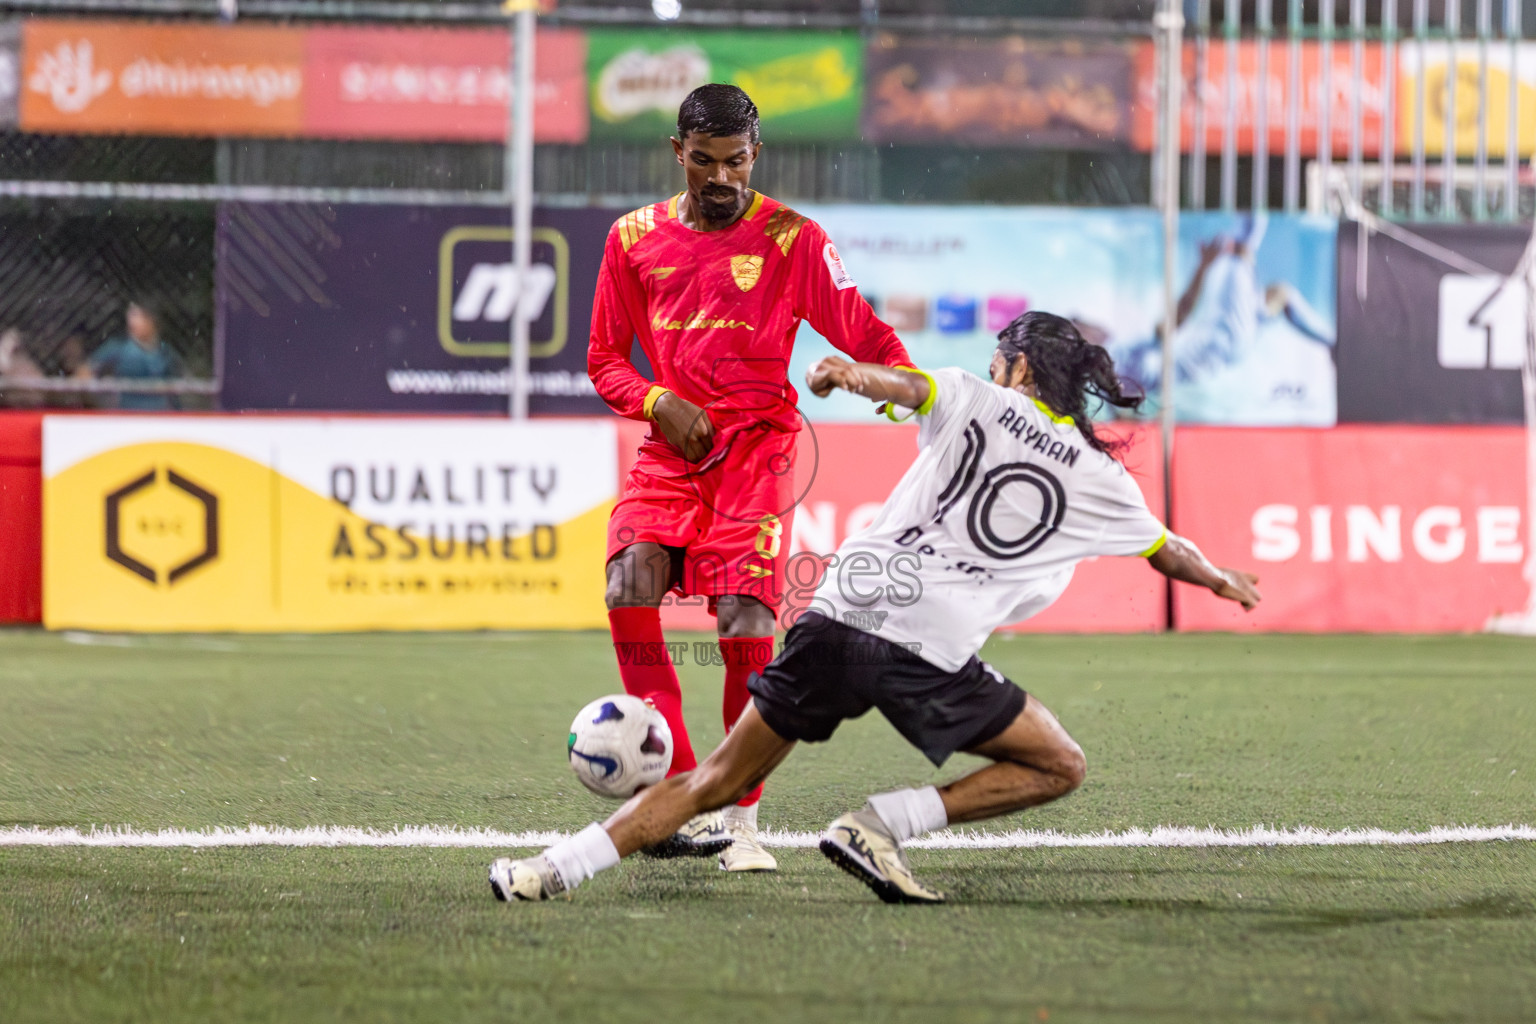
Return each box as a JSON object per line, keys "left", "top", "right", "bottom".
{"left": 507, "top": 1, "right": 536, "bottom": 420}
{"left": 1285, "top": 0, "right": 1302, "bottom": 212}
{"left": 1504, "top": 0, "right": 1521, "bottom": 221}
{"left": 1191, "top": 0, "right": 1209, "bottom": 208}
{"left": 1221, "top": 0, "right": 1238, "bottom": 210}
{"left": 1349, "top": 0, "right": 1365, "bottom": 205}
{"left": 1475, "top": 0, "right": 1492, "bottom": 219}
{"left": 1413, "top": 0, "right": 1428, "bottom": 219}
{"left": 1319, "top": 0, "right": 1336, "bottom": 208}
{"left": 1442, "top": 0, "right": 1460, "bottom": 218}
{"left": 1383, "top": 0, "right": 1398, "bottom": 217}
{"left": 1156, "top": 0, "right": 1183, "bottom": 535}
{"left": 1255, "top": 0, "right": 1273, "bottom": 210}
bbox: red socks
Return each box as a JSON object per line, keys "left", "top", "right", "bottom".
{"left": 718, "top": 636, "right": 775, "bottom": 807}
{"left": 605, "top": 609, "right": 774, "bottom": 805}
{"left": 607, "top": 607, "right": 696, "bottom": 776}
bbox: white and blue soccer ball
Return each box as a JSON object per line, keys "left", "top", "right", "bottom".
{"left": 567, "top": 695, "right": 673, "bottom": 799}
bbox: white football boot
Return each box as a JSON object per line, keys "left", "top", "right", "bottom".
{"left": 488, "top": 854, "right": 567, "bottom": 902}
{"left": 719, "top": 805, "right": 777, "bottom": 873}
{"left": 640, "top": 810, "right": 733, "bottom": 859}
{"left": 819, "top": 807, "right": 946, "bottom": 904}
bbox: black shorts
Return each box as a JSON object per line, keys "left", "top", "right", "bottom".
{"left": 747, "top": 612, "right": 1027, "bottom": 766}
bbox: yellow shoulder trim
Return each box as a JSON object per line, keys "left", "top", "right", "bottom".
{"left": 667, "top": 193, "right": 682, "bottom": 219}
{"left": 763, "top": 203, "right": 807, "bottom": 257}
{"left": 642, "top": 385, "right": 670, "bottom": 420}
{"left": 882, "top": 367, "right": 938, "bottom": 422}
{"left": 743, "top": 190, "right": 765, "bottom": 220}
{"left": 1139, "top": 531, "right": 1169, "bottom": 558}
{"left": 1032, "top": 397, "right": 1075, "bottom": 427}
{"left": 617, "top": 204, "right": 660, "bottom": 252}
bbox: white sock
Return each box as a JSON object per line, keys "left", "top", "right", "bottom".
{"left": 722, "top": 803, "right": 758, "bottom": 831}
{"left": 867, "top": 786, "right": 948, "bottom": 843}
{"left": 542, "top": 823, "right": 620, "bottom": 892}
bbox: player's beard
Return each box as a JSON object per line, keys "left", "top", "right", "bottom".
{"left": 698, "top": 186, "right": 743, "bottom": 225}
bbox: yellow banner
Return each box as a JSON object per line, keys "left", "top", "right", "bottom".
{"left": 43, "top": 418, "right": 615, "bottom": 631}
{"left": 1398, "top": 44, "right": 1536, "bottom": 158}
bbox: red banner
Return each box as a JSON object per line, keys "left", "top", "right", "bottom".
{"left": 628, "top": 420, "right": 1167, "bottom": 634}
{"left": 1132, "top": 40, "right": 1387, "bottom": 156}
{"left": 19, "top": 19, "right": 588, "bottom": 142}
{"left": 1173, "top": 426, "right": 1530, "bottom": 631}
{"left": 0, "top": 412, "right": 43, "bottom": 623}
{"left": 302, "top": 26, "right": 587, "bottom": 144}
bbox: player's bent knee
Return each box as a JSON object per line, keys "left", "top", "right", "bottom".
{"left": 1056, "top": 744, "right": 1088, "bottom": 795}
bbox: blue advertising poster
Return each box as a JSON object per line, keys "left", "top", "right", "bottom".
{"left": 218, "top": 203, "right": 617, "bottom": 414}
{"left": 794, "top": 206, "right": 1337, "bottom": 425}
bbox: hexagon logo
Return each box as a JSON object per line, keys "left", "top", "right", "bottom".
{"left": 104, "top": 466, "right": 219, "bottom": 586}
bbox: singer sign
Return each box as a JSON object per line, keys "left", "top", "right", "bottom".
{"left": 1173, "top": 426, "right": 1531, "bottom": 631}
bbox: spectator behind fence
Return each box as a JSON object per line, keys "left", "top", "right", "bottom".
{"left": 0, "top": 328, "right": 46, "bottom": 408}
{"left": 81, "top": 302, "right": 185, "bottom": 411}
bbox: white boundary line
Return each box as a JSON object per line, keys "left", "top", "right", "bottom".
{"left": 2, "top": 824, "right": 1535, "bottom": 850}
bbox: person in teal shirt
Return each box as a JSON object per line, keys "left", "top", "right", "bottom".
{"left": 85, "top": 302, "right": 185, "bottom": 411}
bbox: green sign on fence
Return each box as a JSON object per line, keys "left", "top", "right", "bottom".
{"left": 586, "top": 30, "right": 862, "bottom": 142}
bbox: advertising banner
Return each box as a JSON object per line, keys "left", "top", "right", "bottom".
{"left": 42, "top": 417, "right": 615, "bottom": 632}
{"left": 302, "top": 26, "right": 586, "bottom": 144}
{"left": 632, "top": 420, "right": 1167, "bottom": 634}
{"left": 19, "top": 20, "right": 587, "bottom": 142}
{"left": 1398, "top": 43, "right": 1536, "bottom": 158}
{"left": 0, "top": 22, "right": 18, "bottom": 130}
{"left": 218, "top": 203, "right": 616, "bottom": 415}
{"left": 587, "top": 30, "right": 861, "bottom": 141}
{"left": 792, "top": 206, "right": 1337, "bottom": 426}
{"left": 21, "top": 20, "right": 305, "bottom": 137}
{"left": 1336, "top": 220, "right": 1530, "bottom": 424}
{"left": 1131, "top": 40, "right": 1386, "bottom": 156}
{"left": 1172, "top": 425, "right": 1529, "bottom": 632}
{"left": 862, "top": 34, "right": 1133, "bottom": 148}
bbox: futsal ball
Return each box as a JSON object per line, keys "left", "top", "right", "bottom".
{"left": 567, "top": 695, "right": 673, "bottom": 799}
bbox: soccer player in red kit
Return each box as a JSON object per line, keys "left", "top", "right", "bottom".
{"left": 588, "top": 84, "right": 913, "bottom": 871}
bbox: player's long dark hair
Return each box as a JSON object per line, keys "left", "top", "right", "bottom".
{"left": 995, "top": 311, "right": 1143, "bottom": 458}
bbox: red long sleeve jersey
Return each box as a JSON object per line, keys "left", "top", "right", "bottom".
{"left": 587, "top": 191, "right": 912, "bottom": 436}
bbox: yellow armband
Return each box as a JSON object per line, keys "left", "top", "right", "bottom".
{"left": 642, "top": 385, "right": 670, "bottom": 420}
{"left": 882, "top": 367, "right": 938, "bottom": 422}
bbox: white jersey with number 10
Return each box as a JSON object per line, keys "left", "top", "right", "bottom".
{"left": 810, "top": 368, "right": 1167, "bottom": 672}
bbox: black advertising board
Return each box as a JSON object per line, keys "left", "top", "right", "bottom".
{"left": 1336, "top": 219, "right": 1531, "bottom": 424}
{"left": 218, "top": 203, "right": 624, "bottom": 414}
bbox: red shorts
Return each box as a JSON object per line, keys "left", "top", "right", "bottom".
{"left": 607, "top": 426, "right": 797, "bottom": 611}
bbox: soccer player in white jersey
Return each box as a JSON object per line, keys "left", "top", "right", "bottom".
{"left": 490, "top": 311, "right": 1262, "bottom": 905}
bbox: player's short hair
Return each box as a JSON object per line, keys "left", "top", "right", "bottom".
{"left": 996, "top": 311, "right": 1142, "bottom": 457}
{"left": 676, "top": 84, "right": 761, "bottom": 144}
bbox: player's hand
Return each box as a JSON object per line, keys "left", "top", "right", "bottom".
{"left": 806, "top": 355, "right": 867, "bottom": 399}
{"left": 1213, "top": 569, "right": 1261, "bottom": 611}
{"left": 652, "top": 391, "right": 715, "bottom": 463}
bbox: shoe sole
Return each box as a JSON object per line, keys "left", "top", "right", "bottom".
{"left": 818, "top": 837, "right": 943, "bottom": 905}
{"left": 718, "top": 857, "right": 778, "bottom": 873}
{"left": 640, "top": 835, "right": 734, "bottom": 860}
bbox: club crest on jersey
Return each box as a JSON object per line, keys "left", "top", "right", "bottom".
{"left": 730, "top": 254, "right": 764, "bottom": 292}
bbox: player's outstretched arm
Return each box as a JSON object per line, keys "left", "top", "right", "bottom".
{"left": 806, "top": 355, "right": 930, "bottom": 409}
{"left": 1148, "top": 532, "right": 1262, "bottom": 611}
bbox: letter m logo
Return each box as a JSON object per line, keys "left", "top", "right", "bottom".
{"left": 840, "top": 610, "right": 889, "bottom": 631}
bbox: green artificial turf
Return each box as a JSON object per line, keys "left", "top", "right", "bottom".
{"left": 2, "top": 629, "right": 1535, "bottom": 1022}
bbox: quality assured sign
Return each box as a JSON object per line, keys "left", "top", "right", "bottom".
{"left": 43, "top": 417, "right": 615, "bottom": 632}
